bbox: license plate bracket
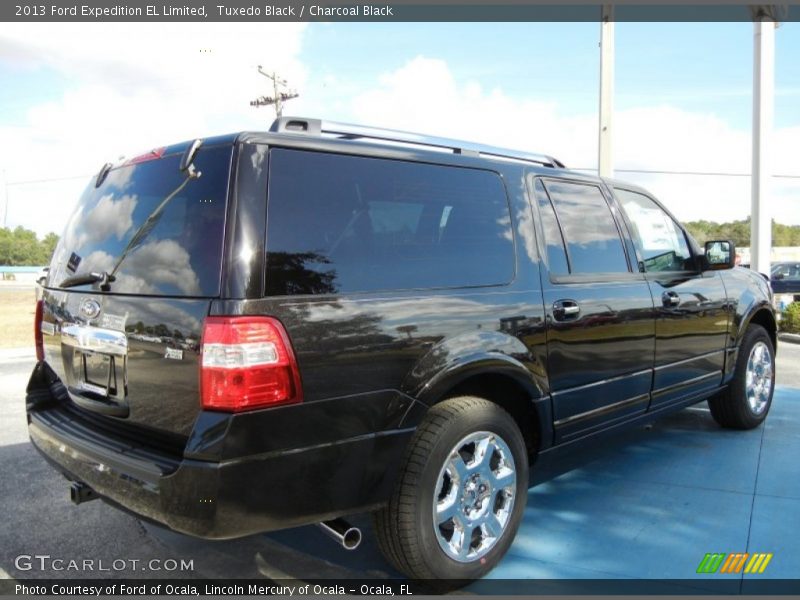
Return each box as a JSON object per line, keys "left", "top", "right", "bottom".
{"left": 80, "top": 351, "right": 118, "bottom": 397}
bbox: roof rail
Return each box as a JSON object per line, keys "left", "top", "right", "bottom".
{"left": 269, "top": 117, "right": 566, "bottom": 169}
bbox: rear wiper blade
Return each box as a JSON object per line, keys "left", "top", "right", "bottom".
{"left": 107, "top": 139, "right": 204, "bottom": 284}
{"left": 58, "top": 271, "right": 116, "bottom": 290}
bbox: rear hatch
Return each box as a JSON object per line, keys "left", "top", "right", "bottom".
{"left": 39, "top": 140, "right": 234, "bottom": 443}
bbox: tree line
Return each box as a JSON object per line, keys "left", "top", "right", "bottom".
{"left": 683, "top": 218, "right": 800, "bottom": 247}
{"left": 0, "top": 227, "right": 60, "bottom": 266}
{"left": 1, "top": 218, "right": 799, "bottom": 267}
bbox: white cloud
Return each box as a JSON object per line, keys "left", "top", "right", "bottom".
{"left": 349, "top": 56, "right": 800, "bottom": 226}
{"left": 1, "top": 23, "right": 307, "bottom": 161}
{"left": 0, "top": 22, "right": 308, "bottom": 236}
{"left": 351, "top": 56, "right": 595, "bottom": 167}
{"left": 2, "top": 39, "right": 799, "bottom": 245}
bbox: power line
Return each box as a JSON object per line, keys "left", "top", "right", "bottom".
{"left": 572, "top": 168, "right": 800, "bottom": 179}
{"left": 4, "top": 169, "right": 800, "bottom": 188}
{"left": 6, "top": 174, "right": 92, "bottom": 186}
{"left": 249, "top": 67, "right": 299, "bottom": 118}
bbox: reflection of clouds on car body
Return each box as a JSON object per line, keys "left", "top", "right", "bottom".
{"left": 546, "top": 182, "right": 618, "bottom": 245}
{"left": 47, "top": 192, "right": 137, "bottom": 283}
{"left": 79, "top": 193, "right": 138, "bottom": 246}
{"left": 59, "top": 192, "right": 138, "bottom": 249}
{"left": 301, "top": 296, "right": 511, "bottom": 324}
{"left": 249, "top": 144, "right": 269, "bottom": 179}
{"left": 121, "top": 300, "right": 202, "bottom": 336}
{"left": 514, "top": 206, "right": 538, "bottom": 263}
{"left": 82, "top": 249, "right": 157, "bottom": 295}
{"left": 125, "top": 239, "right": 201, "bottom": 296}
{"left": 81, "top": 240, "right": 202, "bottom": 296}
{"left": 103, "top": 163, "right": 137, "bottom": 191}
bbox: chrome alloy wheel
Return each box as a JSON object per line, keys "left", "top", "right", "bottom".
{"left": 433, "top": 431, "right": 517, "bottom": 563}
{"left": 746, "top": 341, "right": 773, "bottom": 415}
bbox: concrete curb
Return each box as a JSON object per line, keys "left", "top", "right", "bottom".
{"left": 0, "top": 346, "right": 35, "bottom": 361}
{"left": 778, "top": 332, "right": 800, "bottom": 345}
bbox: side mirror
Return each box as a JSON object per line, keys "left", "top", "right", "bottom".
{"left": 704, "top": 240, "right": 735, "bottom": 270}
{"left": 773, "top": 272, "right": 785, "bottom": 281}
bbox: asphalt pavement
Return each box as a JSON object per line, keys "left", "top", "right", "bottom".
{"left": 1, "top": 341, "right": 798, "bottom": 587}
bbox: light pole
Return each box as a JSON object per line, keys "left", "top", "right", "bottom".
{"left": 598, "top": 4, "right": 614, "bottom": 179}
{"left": 749, "top": 6, "right": 781, "bottom": 275}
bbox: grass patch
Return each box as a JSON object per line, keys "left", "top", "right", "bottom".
{"left": 0, "top": 289, "right": 37, "bottom": 348}
{"left": 780, "top": 302, "right": 800, "bottom": 334}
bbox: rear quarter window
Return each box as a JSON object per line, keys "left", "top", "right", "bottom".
{"left": 265, "top": 149, "right": 515, "bottom": 295}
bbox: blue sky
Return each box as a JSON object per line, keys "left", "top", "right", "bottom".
{"left": 299, "top": 22, "right": 800, "bottom": 129}
{"left": 1, "top": 21, "right": 799, "bottom": 236}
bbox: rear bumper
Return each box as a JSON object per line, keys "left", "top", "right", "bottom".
{"left": 27, "top": 379, "right": 414, "bottom": 539}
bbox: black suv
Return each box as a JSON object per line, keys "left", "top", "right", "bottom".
{"left": 770, "top": 261, "right": 800, "bottom": 299}
{"left": 28, "top": 117, "right": 777, "bottom": 581}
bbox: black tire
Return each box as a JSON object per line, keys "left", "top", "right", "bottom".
{"left": 373, "top": 396, "right": 528, "bottom": 582}
{"left": 708, "top": 324, "right": 775, "bottom": 429}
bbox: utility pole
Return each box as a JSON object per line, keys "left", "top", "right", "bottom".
{"left": 598, "top": 4, "right": 615, "bottom": 178}
{"left": 1, "top": 169, "right": 8, "bottom": 229}
{"left": 249, "top": 66, "right": 299, "bottom": 118}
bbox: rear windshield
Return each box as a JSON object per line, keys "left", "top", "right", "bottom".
{"left": 49, "top": 144, "right": 231, "bottom": 297}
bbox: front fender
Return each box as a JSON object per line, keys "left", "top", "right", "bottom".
{"left": 721, "top": 268, "right": 776, "bottom": 382}
{"left": 736, "top": 299, "right": 776, "bottom": 342}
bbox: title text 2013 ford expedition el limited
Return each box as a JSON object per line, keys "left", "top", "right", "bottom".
{"left": 27, "top": 117, "right": 776, "bottom": 581}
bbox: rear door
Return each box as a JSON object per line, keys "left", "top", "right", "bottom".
{"left": 612, "top": 187, "right": 729, "bottom": 408}
{"left": 530, "top": 177, "right": 656, "bottom": 443}
{"left": 40, "top": 142, "right": 233, "bottom": 440}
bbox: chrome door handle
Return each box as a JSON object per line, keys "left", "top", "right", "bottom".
{"left": 553, "top": 300, "right": 580, "bottom": 321}
{"left": 662, "top": 291, "right": 680, "bottom": 307}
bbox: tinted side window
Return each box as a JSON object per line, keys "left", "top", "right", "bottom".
{"left": 265, "top": 149, "right": 514, "bottom": 295}
{"left": 772, "top": 263, "right": 800, "bottom": 280}
{"left": 532, "top": 179, "right": 569, "bottom": 275}
{"left": 615, "top": 188, "right": 691, "bottom": 273}
{"left": 543, "top": 180, "right": 629, "bottom": 275}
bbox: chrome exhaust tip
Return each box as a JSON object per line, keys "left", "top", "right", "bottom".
{"left": 317, "top": 518, "right": 362, "bottom": 550}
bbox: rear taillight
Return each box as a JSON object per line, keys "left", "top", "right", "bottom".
{"left": 34, "top": 300, "right": 44, "bottom": 361}
{"left": 200, "top": 316, "right": 303, "bottom": 412}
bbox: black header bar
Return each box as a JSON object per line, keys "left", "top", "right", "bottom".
{"left": 3, "top": 578, "right": 800, "bottom": 595}
{"left": 2, "top": 1, "right": 799, "bottom": 22}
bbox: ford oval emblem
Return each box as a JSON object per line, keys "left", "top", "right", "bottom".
{"left": 79, "top": 298, "right": 102, "bottom": 320}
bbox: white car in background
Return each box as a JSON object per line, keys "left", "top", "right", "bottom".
{"left": 34, "top": 267, "right": 48, "bottom": 300}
